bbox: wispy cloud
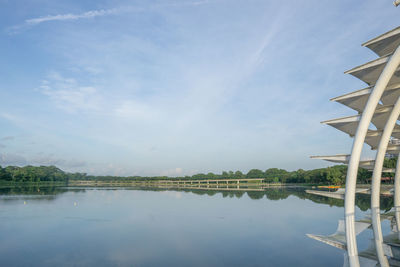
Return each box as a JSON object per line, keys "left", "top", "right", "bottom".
{"left": 1, "top": 136, "right": 15, "bottom": 141}
{"left": 114, "top": 100, "right": 157, "bottom": 120}
{"left": 31, "top": 155, "right": 87, "bottom": 168}
{"left": 160, "top": 167, "right": 184, "bottom": 177}
{"left": 0, "top": 152, "right": 87, "bottom": 169}
{"left": 39, "top": 72, "right": 100, "bottom": 113}
{"left": 0, "top": 153, "right": 27, "bottom": 166}
{"left": 2, "top": 0, "right": 396, "bottom": 175}
{"left": 39, "top": 71, "right": 160, "bottom": 121}
{"left": 7, "top": 1, "right": 209, "bottom": 34}
{"left": 8, "top": 8, "right": 121, "bottom": 33}
{"left": 26, "top": 9, "right": 120, "bottom": 25}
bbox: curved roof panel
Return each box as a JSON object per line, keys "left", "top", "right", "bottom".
{"left": 321, "top": 105, "right": 399, "bottom": 136}
{"left": 331, "top": 84, "right": 400, "bottom": 112}
{"left": 345, "top": 55, "right": 400, "bottom": 86}
{"left": 363, "top": 26, "right": 400, "bottom": 57}
{"left": 310, "top": 154, "right": 395, "bottom": 173}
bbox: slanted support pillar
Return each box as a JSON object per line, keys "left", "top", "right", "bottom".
{"left": 394, "top": 152, "right": 400, "bottom": 237}
{"left": 371, "top": 97, "right": 400, "bottom": 267}
{"left": 345, "top": 45, "right": 400, "bottom": 267}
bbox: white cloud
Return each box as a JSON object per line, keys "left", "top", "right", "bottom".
{"left": 1, "top": 136, "right": 15, "bottom": 141}
{"left": 114, "top": 100, "right": 157, "bottom": 120}
{"left": 2, "top": 1, "right": 397, "bottom": 175}
{"left": 31, "top": 155, "right": 87, "bottom": 168}
{"left": 26, "top": 9, "right": 120, "bottom": 25}
{"left": 7, "top": 1, "right": 209, "bottom": 33}
{"left": 160, "top": 168, "right": 184, "bottom": 177}
{"left": 39, "top": 72, "right": 100, "bottom": 113}
{"left": 0, "top": 153, "right": 27, "bottom": 166}
{"left": 7, "top": 8, "right": 122, "bottom": 33}
{"left": 0, "top": 151, "right": 87, "bottom": 170}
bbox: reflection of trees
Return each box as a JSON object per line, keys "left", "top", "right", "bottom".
{"left": 206, "top": 191, "right": 218, "bottom": 196}
{"left": 246, "top": 191, "right": 265, "bottom": 200}
{"left": 289, "top": 188, "right": 345, "bottom": 207}
{"left": 176, "top": 187, "right": 394, "bottom": 211}
{"left": 246, "top": 189, "right": 291, "bottom": 200}
{"left": 288, "top": 188, "right": 393, "bottom": 211}
{"left": 222, "top": 192, "right": 240, "bottom": 198}
{"left": 0, "top": 185, "right": 395, "bottom": 212}
{"left": 0, "top": 185, "right": 84, "bottom": 197}
{"left": 234, "top": 191, "right": 245, "bottom": 198}
{"left": 265, "top": 189, "right": 290, "bottom": 200}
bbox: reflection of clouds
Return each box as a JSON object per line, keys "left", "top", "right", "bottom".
{"left": 42, "top": 253, "right": 94, "bottom": 267}
{"left": 0, "top": 187, "right": 361, "bottom": 266}
{"left": 64, "top": 216, "right": 111, "bottom": 222}
{"left": 0, "top": 195, "right": 58, "bottom": 201}
{"left": 107, "top": 246, "right": 156, "bottom": 266}
{"left": 161, "top": 191, "right": 182, "bottom": 199}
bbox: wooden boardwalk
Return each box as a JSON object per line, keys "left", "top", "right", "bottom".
{"left": 69, "top": 178, "right": 284, "bottom": 192}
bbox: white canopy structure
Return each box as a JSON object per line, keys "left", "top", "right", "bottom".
{"left": 307, "top": 220, "right": 370, "bottom": 250}
{"left": 310, "top": 18, "right": 400, "bottom": 267}
{"left": 321, "top": 105, "right": 400, "bottom": 137}
{"left": 364, "top": 130, "right": 400, "bottom": 150}
{"left": 363, "top": 26, "right": 400, "bottom": 57}
{"left": 331, "top": 84, "right": 400, "bottom": 113}
{"left": 344, "top": 55, "right": 400, "bottom": 86}
{"left": 307, "top": 213, "right": 400, "bottom": 267}
{"left": 310, "top": 155, "right": 396, "bottom": 173}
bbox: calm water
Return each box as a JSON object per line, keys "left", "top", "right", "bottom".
{"left": 0, "top": 186, "right": 393, "bottom": 267}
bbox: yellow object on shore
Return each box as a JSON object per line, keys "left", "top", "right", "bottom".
{"left": 317, "top": 185, "right": 341, "bottom": 189}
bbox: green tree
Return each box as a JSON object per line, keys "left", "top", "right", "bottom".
{"left": 246, "top": 169, "right": 263, "bottom": 178}
{"left": 234, "top": 171, "right": 244, "bottom": 179}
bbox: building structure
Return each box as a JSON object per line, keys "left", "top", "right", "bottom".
{"left": 310, "top": 6, "right": 400, "bottom": 266}
{"left": 387, "top": 138, "right": 400, "bottom": 158}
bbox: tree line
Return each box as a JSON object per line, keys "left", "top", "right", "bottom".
{"left": 0, "top": 157, "right": 396, "bottom": 185}
{"left": 0, "top": 165, "right": 68, "bottom": 182}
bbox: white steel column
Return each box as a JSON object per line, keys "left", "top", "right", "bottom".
{"left": 345, "top": 45, "right": 400, "bottom": 267}
{"left": 395, "top": 152, "right": 400, "bottom": 237}
{"left": 371, "top": 97, "right": 400, "bottom": 267}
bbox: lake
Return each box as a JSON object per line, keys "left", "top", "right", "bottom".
{"left": 0, "top": 186, "right": 393, "bottom": 266}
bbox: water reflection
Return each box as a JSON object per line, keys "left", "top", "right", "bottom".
{"left": 308, "top": 196, "right": 400, "bottom": 266}
{"left": 0, "top": 185, "right": 395, "bottom": 211}
{"left": 0, "top": 185, "right": 397, "bottom": 266}
{"left": 0, "top": 185, "right": 84, "bottom": 202}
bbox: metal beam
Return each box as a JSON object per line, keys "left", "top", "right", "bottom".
{"left": 370, "top": 97, "right": 400, "bottom": 267}
{"left": 344, "top": 44, "right": 400, "bottom": 267}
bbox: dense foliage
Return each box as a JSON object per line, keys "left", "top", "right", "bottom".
{"left": 0, "top": 165, "right": 68, "bottom": 182}
{"left": 0, "top": 157, "right": 397, "bottom": 185}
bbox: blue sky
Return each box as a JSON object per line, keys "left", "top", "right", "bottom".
{"left": 0, "top": 0, "right": 399, "bottom": 176}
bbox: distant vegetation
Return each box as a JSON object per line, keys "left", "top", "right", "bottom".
{"left": 0, "top": 157, "right": 397, "bottom": 185}
{"left": 0, "top": 165, "right": 68, "bottom": 182}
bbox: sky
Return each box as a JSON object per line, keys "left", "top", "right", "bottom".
{"left": 0, "top": 0, "right": 399, "bottom": 176}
